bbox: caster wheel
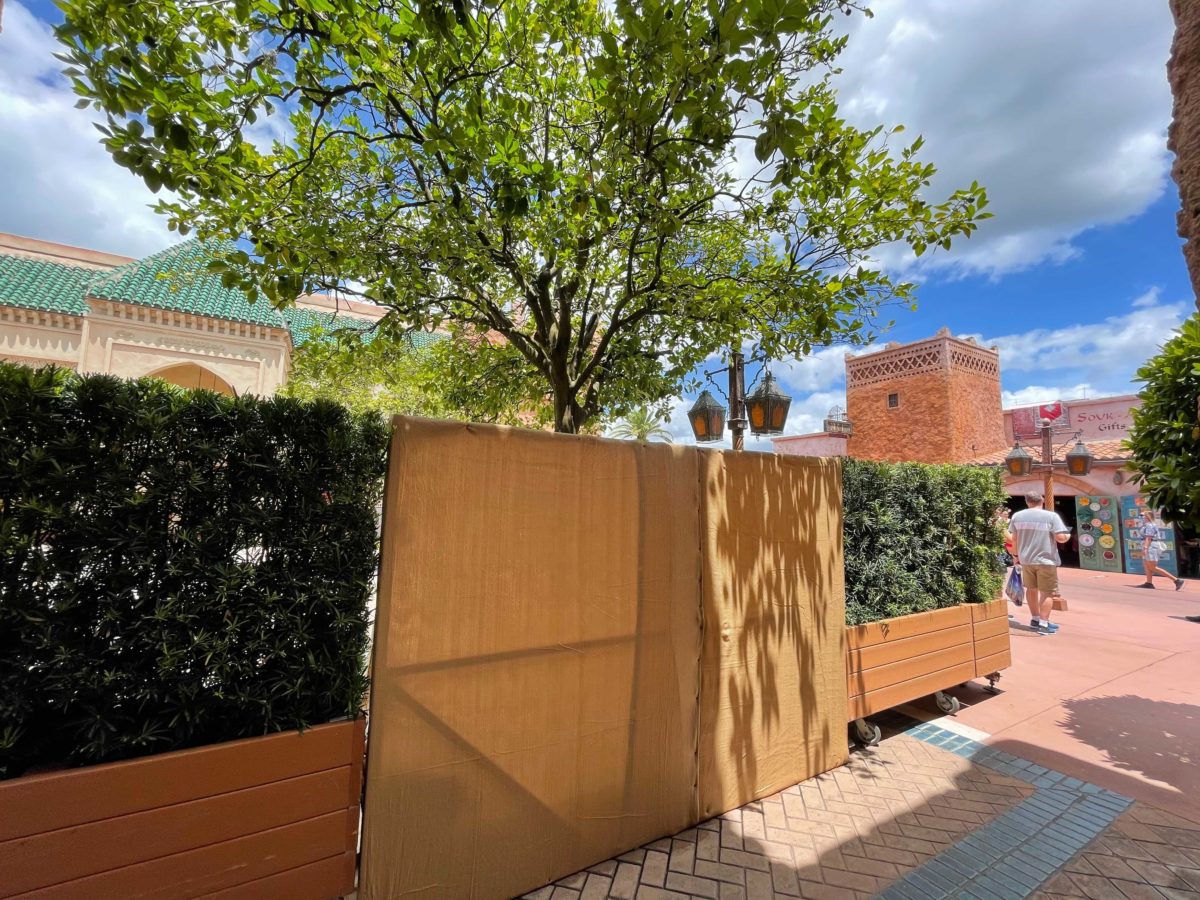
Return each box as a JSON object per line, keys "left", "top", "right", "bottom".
{"left": 853, "top": 718, "right": 881, "bottom": 747}
{"left": 935, "top": 691, "right": 961, "bottom": 715}
{"left": 985, "top": 672, "right": 1002, "bottom": 695}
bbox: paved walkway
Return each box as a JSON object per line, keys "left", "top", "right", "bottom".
{"left": 525, "top": 722, "right": 1200, "bottom": 899}
{"left": 928, "top": 567, "right": 1200, "bottom": 825}
{"left": 525, "top": 570, "right": 1200, "bottom": 899}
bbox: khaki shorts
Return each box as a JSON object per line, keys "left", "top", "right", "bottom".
{"left": 1022, "top": 563, "right": 1059, "bottom": 594}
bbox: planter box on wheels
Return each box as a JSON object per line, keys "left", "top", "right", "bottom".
{"left": 970, "top": 598, "right": 1011, "bottom": 677}
{"left": 847, "top": 600, "right": 1011, "bottom": 724}
{"left": 0, "top": 718, "right": 365, "bottom": 900}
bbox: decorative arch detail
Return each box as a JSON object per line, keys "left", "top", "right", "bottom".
{"left": 149, "top": 362, "right": 236, "bottom": 396}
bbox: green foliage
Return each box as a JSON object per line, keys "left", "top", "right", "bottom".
{"left": 607, "top": 406, "right": 674, "bottom": 442}
{"left": 57, "top": 0, "right": 989, "bottom": 433}
{"left": 0, "top": 363, "right": 387, "bottom": 779}
{"left": 284, "top": 327, "right": 540, "bottom": 425}
{"left": 842, "top": 458, "right": 1007, "bottom": 626}
{"left": 282, "top": 328, "right": 446, "bottom": 418}
{"left": 1128, "top": 314, "right": 1200, "bottom": 528}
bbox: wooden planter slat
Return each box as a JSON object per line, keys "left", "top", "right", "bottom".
{"left": 973, "top": 634, "right": 1010, "bottom": 659}
{"left": 846, "top": 605, "right": 971, "bottom": 650}
{"left": 846, "top": 601, "right": 1012, "bottom": 721}
{"left": 976, "top": 649, "right": 1012, "bottom": 677}
{"left": 848, "top": 642, "right": 974, "bottom": 699}
{"left": 0, "top": 718, "right": 364, "bottom": 900}
{"left": 848, "top": 660, "right": 977, "bottom": 722}
{"left": 971, "top": 599, "right": 1011, "bottom": 677}
{"left": 20, "top": 810, "right": 349, "bottom": 900}
{"left": 0, "top": 720, "right": 360, "bottom": 842}
{"left": 971, "top": 615, "right": 1009, "bottom": 641}
{"left": 3, "top": 769, "right": 349, "bottom": 895}
{"left": 848, "top": 623, "right": 973, "bottom": 673}
{"left": 207, "top": 854, "right": 355, "bottom": 900}
{"left": 971, "top": 598, "right": 1008, "bottom": 622}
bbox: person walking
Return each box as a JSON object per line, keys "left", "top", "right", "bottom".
{"left": 1135, "top": 508, "right": 1184, "bottom": 591}
{"left": 1007, "top": 491, "right": 1072, "bottom": 634}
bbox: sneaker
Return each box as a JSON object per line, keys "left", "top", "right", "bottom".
{"left": 1030, "top": 618, "right": 1041, "bottom": 628}
{"left": 1043, "top": 622, "right": 1060, "bottom": 633}
{"left": 1176, "top": 578, "right": 1185, "bottom": 591}
{"left": 1136, "top": 583, "right": 1156, "bottom": 589}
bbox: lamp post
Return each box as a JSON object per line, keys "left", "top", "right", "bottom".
{"left": 1004, "top": 418, "right": 1094, "bottom": 508}
{"left": 687, "top": 351, "right": 792, "bottom": 449}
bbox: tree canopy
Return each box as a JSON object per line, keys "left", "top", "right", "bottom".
{"left": 1127, "top": 314, "right": 1200, "bottom": 530}
{"left": 282, "top": 328, "right": 538, "bottom": 425}
{"left": 58, "top": 0, "right": 989, "bottom": 432}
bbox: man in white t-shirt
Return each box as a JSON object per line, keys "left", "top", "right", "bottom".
{"left": 1007, "top": 491, "right": 1072, "bottom": 634}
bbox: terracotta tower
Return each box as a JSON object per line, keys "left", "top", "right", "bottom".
{"left": 845, "top": 328, "right": 1005, "bottom": 464}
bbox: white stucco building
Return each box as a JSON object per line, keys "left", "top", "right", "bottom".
{"left": 0, "top": 232, "right": 394, "bottom": 395}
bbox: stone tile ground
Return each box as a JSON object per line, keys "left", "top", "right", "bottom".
{"left": 521, "top": 720, "right": 1200, "bottom": 900}
{"left": 524, "top": 733, "right": 1035, "bottom": 900}
{"left": 1034, "top": 804, "right": 1200, "bottom": 900}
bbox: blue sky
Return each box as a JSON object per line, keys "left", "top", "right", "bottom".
{"left": 0, "top": 0, "right": 1192, "bottom": 448}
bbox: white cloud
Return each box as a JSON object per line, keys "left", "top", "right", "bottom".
{"left": 964, "top": 299, "right": 1187, "bottom": 385}
{"left": 1001, "top": 384, "right": 1097, "bottom": 408}
{"left": 772, "top": 345, "right": 852, "bottom": 393}
{"left": 0, "top": 2, "right": 173, "bottom": 256}
{"left": 831, "top": 1, "right": 1174, "bottom": 279}
{"left": 1131, "top": 287, "right": 1162, "bottom": 309}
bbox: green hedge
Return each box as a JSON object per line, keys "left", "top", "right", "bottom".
{"left": 843, "top": 458, "right": 1007, "bottom": 626}
{"left": 0, "top": 364, "right": 388, "bottom": 779}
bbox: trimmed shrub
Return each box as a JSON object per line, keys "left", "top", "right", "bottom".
{"left": 843, "top": 458, "right": 1007, "bottom": 626}
{"left": 0, "top": 364, "right": 388, "bottom": 779}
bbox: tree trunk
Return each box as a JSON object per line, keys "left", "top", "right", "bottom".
{"left": 552, "top": 379, "right": 583, "bottom": 434}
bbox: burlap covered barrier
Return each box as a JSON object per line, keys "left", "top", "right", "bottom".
{"left": 360, "top": 419, "right": 702, "bottom": 900}
{"left": 360, "top": 419, "right": 847, "bottom": 899}
{"left": 697, "top": 450, "right": 848, "bottom": 818}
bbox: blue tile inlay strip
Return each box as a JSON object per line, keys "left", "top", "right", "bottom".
{"left": 875, "top": 723, "right": 1134, "bottom": 900}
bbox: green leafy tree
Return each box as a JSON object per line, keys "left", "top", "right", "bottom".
{"left": 608, "top": 406, "right": 674, "bottom": 442}
{"left": 58, "top": 0, "right": 989, "bottom": 433}
{"left": 281, "top": 331, "right": 446, "bottom": 418}
{"left": 1128, "top": 314, "right": 1200, "bottom": 529}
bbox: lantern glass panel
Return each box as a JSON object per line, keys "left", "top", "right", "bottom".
{"left": 1005, "top": 446, "right": 1032, "bottom": 478}
{"left": 1066, "top": 442, "right": 1093, "bottom": 476}
{"left": 688, "top": 390, "right": 726, "bottom": 443}
{"left": 746, "top": 374, "right": 791, "bottom": 437}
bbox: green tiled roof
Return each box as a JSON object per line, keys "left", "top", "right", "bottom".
{"left": 282, "top": 305, "right": 377, "bottom": 345}
{"left": 0, "top": 240, "right": 447, "bottom": 354}
{"left": 0, "top": 253, "right": 92, "bottom": 315}
{"left": 283, "top": 303, "right": 444, "bottom": 351}
{"left": 87, "top": 240, "right": 285, "bottom": 329}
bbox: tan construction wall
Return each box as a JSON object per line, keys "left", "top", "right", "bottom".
{"left": 697, "top": 450, "right": 846, "bottom": 819}
{"left": 360, "top": 418, "right": 847, "bottom": 900}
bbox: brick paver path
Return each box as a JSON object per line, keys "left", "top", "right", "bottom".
{"left": 524, "top": 734, "right": 1033, "bottom": 900}
{"left": 1035, "top": 803, "right": 1200, "bottom": 900}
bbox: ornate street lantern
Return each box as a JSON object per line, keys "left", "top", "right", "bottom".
{"left": 688, "top": 390, "right": 726, "bottom": 443}
{"left": 1004, "top": 444, "right": 1033, "bottom": 478}
{"left": 745, "top": 373, "right": 792, "bottom": 436}
{"left": 1065, "top": 440, "right": 1094, "bottom": 477}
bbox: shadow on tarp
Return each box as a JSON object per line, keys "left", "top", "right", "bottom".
{"left": 358, "top": 418, "right": 847, "bottom": 900}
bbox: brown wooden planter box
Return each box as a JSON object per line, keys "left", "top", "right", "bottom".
{"left": 971, "top": 598, "right": 1012, "bottom": 677}
{"left": 847, "top": 601, "right": 1011, "bottom": 721}
{"left": 0, "top": 717, "right": 365, "bottom": 900}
